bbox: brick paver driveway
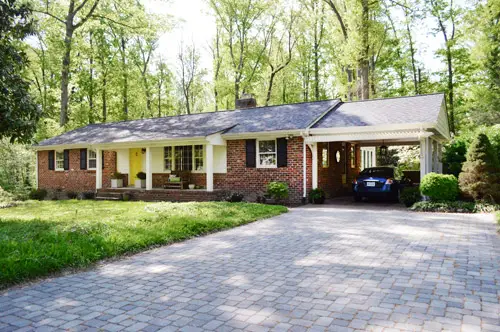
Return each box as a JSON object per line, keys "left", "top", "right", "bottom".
{"left": 1, "top": 204, "right": 499, "bottom": 332}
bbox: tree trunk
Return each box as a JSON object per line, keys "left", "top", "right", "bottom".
{"left": 60, "top": 23, "right": 74, "bottom": 126}
{"left": 346, "top": 67, "right": 354, "bottom": 101}
{"left": 88, "top": 31, "right": 94, "bottom": 124}
{"left": 446, "top": 49, "right": 455, "bottom": 133}
{"left": 358, "top": 0, "right": 370, "bottom": 100}
{"left": 406, "top": 19, "right": 418, "bottom": 94}
{"left": 265, "top": 71, "right": 276, "bottom": 106}
{"left": 102, "top": 76, "right": 107, "bottom": 122}
{"left": 120, "top": 36, "right": 128, "bottom": 119}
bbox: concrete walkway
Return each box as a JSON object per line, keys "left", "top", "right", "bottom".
{"left": 1, "top": 205, "right": 499, "bottom": 332}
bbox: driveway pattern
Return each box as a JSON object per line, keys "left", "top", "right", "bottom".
{"left": 1, "top": 204, "right": 499, "bottom": 332}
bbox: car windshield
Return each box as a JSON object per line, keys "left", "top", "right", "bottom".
{"left": 360, "top": 168, "right": 394, "bottom": 178}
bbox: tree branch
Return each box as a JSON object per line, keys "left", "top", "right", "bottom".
{"left": 33, "top": 10, "right": 65, "bottom": 24}
{"left": 73, "top": 0, "right": 99, "bottom": 29}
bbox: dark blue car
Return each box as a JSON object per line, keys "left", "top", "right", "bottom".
{"left": 352, "top": 167, "right": 400, "bottom": 201}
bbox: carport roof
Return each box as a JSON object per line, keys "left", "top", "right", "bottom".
{"left": 312, "top": 93, "right": 445, "bottom": 129}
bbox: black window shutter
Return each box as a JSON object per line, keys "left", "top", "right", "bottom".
{"left": 48, "top": 150, "right": 55, "bottom": 170}
{"left": 80, "top": 149, "right": 87, "bottom": 170}
{"left": 102, "top": 151, "right": 105, "bottom": 169}
{"left": 277, "top": 138, "right": 288, "bottom": 167}
{"left": 246, "top": 139, "right": 256, "bottom": 168}
{"left": 63, "top": 150, "right": 70, "bottom": 170}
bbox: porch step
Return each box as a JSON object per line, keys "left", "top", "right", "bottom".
{"left": 95, "top": 191, "right": 123, "bottom": 201}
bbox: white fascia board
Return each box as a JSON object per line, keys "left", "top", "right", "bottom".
{"left": 304, "top": 130, "right": 434, "bottom": 143}
{"left": 33, "top": 136, "right": 208, "bottom": 151}
{"left": 308, "top": 123, "right": 436, "bottom": 135}
{"left": 221, "top": 129, "right": 302, "bottom": 140}
{"left": 205, "top": 132, "right": 226, "bottom": 146}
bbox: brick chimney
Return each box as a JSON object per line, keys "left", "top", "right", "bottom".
{"left": 235, "top": 93, "right": 257, "bottom": 109}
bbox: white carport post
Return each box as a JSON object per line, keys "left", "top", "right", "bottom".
{"left": 96, "top": 148, "right": 102, "bottom": 189}
{"left": 420, "top": 137, "right": 433, "bottom": 181}
{"left": 146, "top": 147, "right": 152, "bottom": 190}
{"left": 206, "top": 144, "right": 214, "bottom": 192}
{"left": 309, "top": 143, "right": 318, "bottom": 189}
{"left": 437, "top": 143, "right": 443, "bottom": 173}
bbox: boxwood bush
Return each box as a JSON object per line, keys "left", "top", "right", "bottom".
{"left": 420, "top": 173, "right": 459, "bottom": 201}
{"left": 399, "top": 186, "right": 421, "bottom": 207}
{"left": 411, "top": 201, "right": 499, "bottom": 213}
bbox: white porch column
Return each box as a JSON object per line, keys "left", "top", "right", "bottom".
{"left": 437, "top": 143, "right": 443, "bottom": 173}
{"left": 420, "top": 137, "right": 433, "bottom": 181}
{"left": 96, "top": 148, "right": 102, "bottom": 189}
{"left": 310, "top": 143, "right": 318, "bottom": 189}
{"left": 146, "top": 147, "right": 152, "bottom": 190}
{"left": 432, "top": 140, "right": 439, "bottom": 172}
{"left": 206, "top": 144, "right": 214, "bottom": 192}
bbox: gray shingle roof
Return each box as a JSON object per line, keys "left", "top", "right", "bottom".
{"left": 313, "top": 93, "right": 445, "bottom": 129}
{"left": 37, "top": 99, "right": 339, "bottom": 147}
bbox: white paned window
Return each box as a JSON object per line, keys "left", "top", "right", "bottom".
{"left": 194, "top": 145, "right": 204, "bottom": 171}
{"left": 88, "top": 149, "right": 97, "bottom": 169}
{"left": 257, "top": 139, "right": 277, "bottom": 168}
{"left": 164, "top": 146, "right": 173, "bottom": 170}
{"left": 322, "top": 145, "right": 329, "bottom": 168}
{"left": 55, "top": 151, "right": 64, "bottom": 171}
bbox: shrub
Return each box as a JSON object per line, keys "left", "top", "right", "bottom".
{"left": 82, "top": 192, "right": 95, "bottom": 200}
{"left": 399, "top": 186, "right": 421, "bottom": 207}
{"left": 67, "top": 191, "right": 78, "bottom": 199}
{"left": 266, "top": 181, "right": 289, "bottom": 200}
{"left": 226, "top": 192, "right": 244, "bottom": 203}
{"left": 0, "top": 186, "right": 15, "bottom": 207}
{"left": 309, "top": 188, "right": 326, "bottom": 204}
{"left": 137, "top": 172, "right": 146, "bottom": 180}
{"left": 420, "top": 173, "right": 459, "bottom": 201}
{"left": 410, "top": 200, "right": 500, "bottom": 213}
{"left": 29, "top": 188, "right": 47, "bottom": 200}
{"left": 111, "top": 172, "right": 124, "bottom": 180}
{"left": 459, "top": 133, "right": 500, "bottom": 202}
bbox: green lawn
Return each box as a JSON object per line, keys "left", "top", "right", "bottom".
{"left": 0, "top": 200, "right": 286, "bottom": 288}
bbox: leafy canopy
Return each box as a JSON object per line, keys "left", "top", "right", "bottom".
{"left": 0, "top": 0, "right": 40, "bottom": 143}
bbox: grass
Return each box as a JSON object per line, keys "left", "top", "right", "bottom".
{"left": 0, "top": 200, "right": 287, "bottom": 288}
{"left": 496, "top": 211, "right": 500, "bottom": 225}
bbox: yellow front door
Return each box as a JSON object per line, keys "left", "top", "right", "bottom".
{"left": 129, "top": 148, "right": 143, "bottom": 185}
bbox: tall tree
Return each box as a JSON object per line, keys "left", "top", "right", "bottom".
{"left": 36, "top": 0, "right": 101, "bottom": 126}
{"left": 0, "top": 0, "right": 40, "bottom": 143}
{"left": 428, "top": 0, "right": 460, "bottom": 133}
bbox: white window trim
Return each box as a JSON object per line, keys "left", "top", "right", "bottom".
{"left": 163, "top": 144, "right": 206, "bottom": 173}
{"left": 256, "top": 139, "right": 277, "bottom": 168}
{"left": 55, "top": 150, "right": 65, "bottom": 171}
{"left": 322, "top": 145, "right": 329, "bottom": 168}
{"left": 88, "top": 149, "right": 97, "bottom": 170}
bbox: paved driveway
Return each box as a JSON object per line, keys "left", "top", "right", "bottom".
{"left": 1, "top": 205, "right": 499, "bottom": 332}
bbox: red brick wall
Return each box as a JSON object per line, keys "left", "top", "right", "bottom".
{"left": 220, "top": 137, "right": 305, "bottom": 203}
{"left": 37, "top": 150, "right": 117, "bottom": 192}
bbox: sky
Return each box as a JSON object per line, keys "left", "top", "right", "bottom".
{"left": 146, "top": 0, "right": 447, "bottom": 76}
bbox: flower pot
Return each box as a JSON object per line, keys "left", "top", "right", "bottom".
{"left": 135, "top": 179, "right": 146, "bottom": 189}
{"left": 111, "top": 179, "right": 123, "bottom": 188}
{"left": 188, "top": 184, "right": 195, "bottom": 190}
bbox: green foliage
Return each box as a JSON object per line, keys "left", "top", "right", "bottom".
{"left": 411, "top": 200, "right": 499, "bottom": 213}
{"left": 0, "top": 186, "right": 15, "bottom": 208}
{"left": 111, "top": 172, "right": 124, "bottom": 180}
{"left": 266, "top": 181, "right": 289, "bottom": 200}
{"left": 0, "top": 0, "right": 41, "bottom": 143}
{"left": 66, "top": 191, "right": 78, "bottom": 199}
{"left": 308, "top": 188, "right": 326, "bottom": 204}
{"left": 496, "top": 211, "right": 500, "bottom": 226}
{"left": 136, "top": 172, "right": 146, "bottom": 180}
{"left": 399, "top": 186, "right": 421, "bottom": 207}
{"left": 0, "top": 140, "right": 35, "bottom": 198}
{"left": 420, "top": 173, "right": 459, "bottom": 201}
{"left": 29, "top": 188, "right": 47, "bottom": 200}
{"left": 377, "top": 147, "right": 399, "bottom": 167}
{"left": 459, "top": 133, "right": 500, "bottom": 202}
{"left": 0, "top": 200, "right": 286, "bottom": 287}
{"left": 225, "top": 192, "right": 244, "bottom": 203}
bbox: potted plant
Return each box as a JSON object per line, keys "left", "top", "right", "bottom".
{"left": 135, "top": 172, "right": 146, "bottom": 188}
{"left": 309, "top": 188, "right": 326, "bottom": 204}
{"left": 188, "top": 184, "right": 195, "bottom": 189}
{"left": 111, "top": 172, "right": 124, "bottom": 188}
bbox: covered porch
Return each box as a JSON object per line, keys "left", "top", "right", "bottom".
{"left": 93, "top": 132, "right": 227, "bottom": 193}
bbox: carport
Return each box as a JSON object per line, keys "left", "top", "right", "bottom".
{"left": 301, "top": 93, "right": 451, "bottom": 198}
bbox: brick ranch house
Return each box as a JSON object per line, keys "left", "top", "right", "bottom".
{"left": 34, "top": 94, "right": 450, "bottom": 204}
